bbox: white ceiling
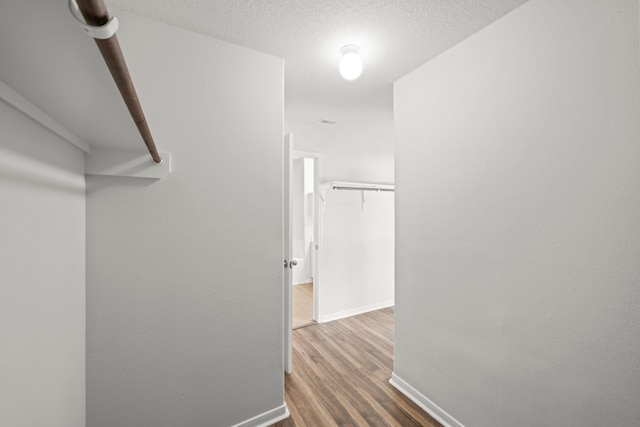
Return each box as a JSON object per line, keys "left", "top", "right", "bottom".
{"left": 104, "top": 0, "right": 530, "bottom": 127}
{"left": 0, "top": 0, "right": 530, "bottom": 147}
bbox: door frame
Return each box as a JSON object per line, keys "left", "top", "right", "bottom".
{"left": 284, "top": 134, "right": 323, "bottom": 373}
{"left": 292, "top": 150, "right": 323, "bottom": 324}
{"left": 283, "top": 134, "right": 293, "bottom": 374}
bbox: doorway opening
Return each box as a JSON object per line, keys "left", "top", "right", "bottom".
{"left": 291, "top": 152, "right": 321, "bottom": 330}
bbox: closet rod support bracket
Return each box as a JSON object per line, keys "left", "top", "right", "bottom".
{"left": 68, "top": 0, "right": 119, "bottom": 39}
{"left": 85, "top": 148, "right": 172, "bottom": 179}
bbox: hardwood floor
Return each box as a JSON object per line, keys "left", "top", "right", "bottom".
{"left": 272, "top": 307, "right": 442, "bottom": 427}
{"left": 292, "top": 283, "right": 315, "bottom": 329}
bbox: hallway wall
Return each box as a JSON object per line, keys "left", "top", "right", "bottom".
{"left": 321, "top": 188, "right": 394, "bottom": 321}
{"left": 287, "top": 120, "right": 393, "bottom": 184}
{"left": 286, "top": 120, "right": 395, "bottom": 321}
{"left": 394, "top": 0, "right": 640, "bottom": 425}
{"left": 0, "top": 100, "right": 86, "bottom": 427}
{"left": 86, "top": 11, "right": 285, "bottom": 427}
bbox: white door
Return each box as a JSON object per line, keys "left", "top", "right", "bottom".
{"left": 283, "top": 133, "right": 293, "bottom": 373}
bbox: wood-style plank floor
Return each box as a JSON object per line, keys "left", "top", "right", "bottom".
{"left": 292, "top": 283, "right": 316, "bottom": 329}
{"left": 272, "top": 307, "right": 442, "bottom": 427}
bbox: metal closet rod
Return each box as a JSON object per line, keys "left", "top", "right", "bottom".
{"left": 332, "top": 186, "right": 394, "bottom": 192}
{"left": 76, "top": 0, "right": 162, "bottom": 163}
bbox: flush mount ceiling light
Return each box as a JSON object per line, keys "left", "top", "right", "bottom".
{"left": 339, "top": 45, "right": 363, "bottom": 81}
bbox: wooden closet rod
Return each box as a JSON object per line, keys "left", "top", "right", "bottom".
{"left": 75, "top": 0, "right": 162, "bottom": 163}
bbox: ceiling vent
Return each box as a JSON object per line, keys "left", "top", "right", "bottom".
{"left": 318, "top": 119, "right": 337, "bottom": 125}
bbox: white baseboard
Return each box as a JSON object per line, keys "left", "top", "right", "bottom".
{"left": 229, "top": 404, "right": 290, "bottom": 427}
{"left": 318, "top": 299, "right": 394, "bottom": 323}
{"left": 293, "top": 280, "right": 313, "bottom": 286}
{"left": 389, "top": 373, "right": 464, "bottom": 427}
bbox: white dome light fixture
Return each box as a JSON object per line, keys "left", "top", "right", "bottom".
{"left": 339, "top": 45, "right": 363, "bottom": 81}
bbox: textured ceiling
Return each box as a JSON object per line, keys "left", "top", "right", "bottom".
{"left": 104, "top": 0, "right": 530, "bottom": 126}
{"left": 0, "top": 0, "right": 530, "bottom": 148}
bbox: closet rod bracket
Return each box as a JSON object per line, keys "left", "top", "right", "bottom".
{"left": 68, "top": 0, "right": 119, "bottom": 39}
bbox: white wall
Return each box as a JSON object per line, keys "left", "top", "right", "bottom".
{"left": 286, "top": 120, "right": 393, "bottom": 184}
{"left": 393, "top": 1, "right": 640, "bottom": 426}
{"left": 0, "top": 101, "right": 85, "bottom": 427}
{"left": 291, "top": 158, "right": 308, "bottom": 284}
{"left": 86, "top": 12, "right": 284, "bottom": 427}
{"left": 302, "top": 158, "right": 315, "bottom": 281}
{"left": 321, "top": 189, "right": 394, "bottom": 321}
{"left": 286, "top": 120, "right": 395, "bottom": 320}
{"left": 291, "top": 157, "right": 316, "bottom": 285}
